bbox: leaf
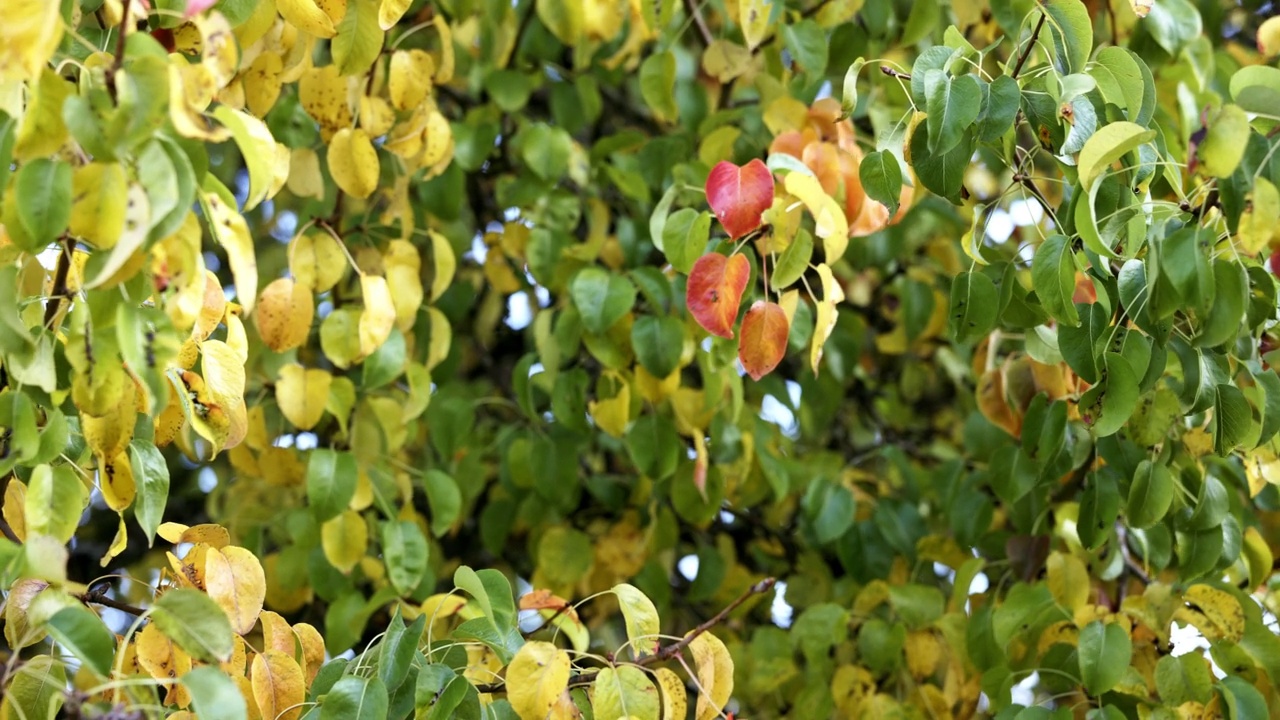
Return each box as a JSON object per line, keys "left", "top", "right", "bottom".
{"left": 183, "top": 666, "right": 249, "bottom": 720}
{"left": 840, "top": 58, "right": 866, "bottom": 119}
{"left": 69, "top": 162, "right": 127, "bottom": 249}
{"left": 1144, "top": 0, "right": 1202, "bottom": 55}
{"left": 382, "top": 520, "right": 429, "bottom": 595}
{"left": 859, "top": 150, "right": 903, "bottom": 216}
{"left": 204, "top": 545, "right": 266, "bottom": 635}
{"left": 322, "top": 510, "right": 368, "bottom": 574}
{"left": 705, "top": 159, "right": 775, "bottom": 240}
{"left": 202, "top": 188, "right": 259, "bottom": 314}
{"left": 212, "top": 106, "right": 278, "bottom": 211}
{"left": 252, "top": 650, "right": 306, "bottom": 720}
{"left": 1077, "top": 620, "right": 1131, "bottom": 695}
{"left": 277, "top": 364, "right": 332, "bottom": 431}
{"left": 639, "top": 51, "right": 678, "bottom": 122}
{"left": 329, "top": 127, "right": 380, "bottom": 199}
{"left": 924, "top": 71, "right": 982, "bottom": 156}
{"left": 278, "top": 0, "right": 338, "bottom": 37}
{"left": 152, "top": 587, "right": 235, "bottom": 663}
{"left": 1030, "top": 235, "right": 1079, "bottom": 327}
{"left": 686, "top": 253, "right": 750, "bottom": 338}
{"left": 571, "top": 267, "right": 637, "bottom": 334}
{"left": 255, "top": 278, "right": 315, "bottom": 353}
{"left": 1080, "top": 353, "right": 1139, "bottom": 437}
{"left": 613, "top": 584, "right": 661, "bottom": 657}
{"left": 321, "top": 675, "right": 390, "bottom": 720}
{"left": 738, "top": 301, "right": 789, "bottom": 380}
{"left": 771, "top": 227, "right": 813, "bottom": 291}
{"left": 307, "top": 449, "right": 357, "bottom": 522}
{"left": 290, "top": 230, "right": 349, "bottom": 293}
{"left": 332, "top": 0, "right": 384, "bottom": 76}
{"left": 977, "top": 75, "right": 1021, "bottom": 142}
{"left": 688, "top": 631, "right": 734, "bottom": 720}
{"left": 44, "top": 605, "right": 114, "bottom": 677}
{"left": 739, "top": 0, "right": 773, "bottom": 49}
{"left": 1214, "top": 383, "right": 1252, "bottom": 456}
{"left": 784, "top": 171, "right": 849, "bottom": 259}
{"left": 1156, "top": 653, "right": 1213, "bottom": 705}
{"left": 1127, "top": 459, "right": 1174, "bottom": 529}
{"left": 1077, "top": 122, "right": 1156, "bottom": 190}
{"left": 908, "top": 120, "right": 972, "bottom": 203}
{"left": 15, "top": 158, "right": 71, "bottom": 247}
{"left": 632, "top": 315, "right": 685, "bottom": 379}
{"left": 423, "top": 470, "right": 462, "bottom": 537}
{"left": 655, "top": 667, "right": 688, "bottom": 720}
{"left": 1042, "top": 0, "right": 1093, "bottom": 74}
{"left": 949, "top": 271, "right": 998, "bottom": 343}
{"left": 1219, "top": 675, "right": 1268, "bottom": 720}
{"left": 662, "top": 208, "right": 712, "bottom": 274}
{"left": 592, "top": 665, "right": 661, "bottom": 720}
{"left": 1046, "top": 552, "right": 1089, "bottom": 611}
{"left": 0, "top": 656, "right": 66, "bottom": 720}
{"left": 1238, "top": 177, "right": 1280, "bottom": 254}
{"left": 506, "top": 641, "right": 571, "bottom": 720}
{"left": 359, "top": 274, "right": 397, "bottom": 356}
{"left": 24, "top": 464, "right": 86, "bottom": 544}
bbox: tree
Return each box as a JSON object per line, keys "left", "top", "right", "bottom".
{"left": 1, "top": 0, "right": 1279, "bottom": 717}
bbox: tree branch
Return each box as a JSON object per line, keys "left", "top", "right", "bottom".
{"left": 682, "top": 0, "right": 714, "bottom": 47}
{"left": 1010, "top": 10, "right": 1047, "bottom": 79}
{"left": 473, "top": 578, "right": 776, "bottom": 694}
{"left": 43, "top": 237, "right": 75, "bottom": 329}
{"left": 77, "top": 586, "right": 148, "bottom": 617}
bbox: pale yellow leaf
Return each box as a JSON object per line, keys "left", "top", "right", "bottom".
{"left": 428, "top": 230, "right": 456, "bottom": 302}
{"left": 278, "top": 0, "right": 338, "bottom": 38}
{"left": 388, "top": 49, "right": 433, "bottom": 111}
{"left": 784, "top": 172, "right": 849, "bottom": 260}
{"left": 588, "top": 377, "right": 631, "bottom": 438}
{"left": 251, "top": 650, "right": 306, "bottom": 720}
{"left": 612, "top": 583, "right": 660, "bottom": 657}
{"left": 276, "top": 364, "right": 332, "bottom": 430}
{"left": 84, "top": 183, "right": 151, "bottom": 289}
{"left": 255, "top": 278, "right": 315, "bottom": 352}
{"left": 655, "top": 667, "right": 687, "bottom": 720}
{"left": 289, "top": 230, "right": 348, "bottom": 292}
{"left": 287, "top": 148, "right": 326, "bottom": 199}
{"left": 384, "top": 240, "right": 424, "bottom": 331}
{"left": 328, "top": 127, "right": 380, "bottom": 199}
{"left": 321, "top": 510, "right": 367, "bottom": 574}
{"left": 739, "top": 0, "right": 772, "bottom": 49}
{"left": 200, "top": 340, "right": 249, "bottom": 452}
{"left": 433, "top": 16, "right": 454, "bottom": 83}
{"left": 69, "top": 163, "right": 127, "bottom": 250}
{"left": 1238, "top": 177, "right": 1280, "bottom": 255}
{"left": 205, "top": 546, "right": 267, "bottom": 635}
{"left": 688, "top": 631, "right": 734, "bottom": 720}
{"left": 507, "top": 641, "right": 571, "bottom": 720}
{"left": 244, "top": 51, "right": 284, "bottom": 118}
{"left": 99, "top": 450, "right": 137, "bottom": 513}
{"left": 358, "top": 274, "right": 397, "bottom": 355}
{"left": 203, "top": 191, "right": 259, "bottom": 314}
{"left": 1046, "top": 551, "right": 1090, "bottom": 611}
{"left": 0, "top": 2, "right": 63, "bottom": 83}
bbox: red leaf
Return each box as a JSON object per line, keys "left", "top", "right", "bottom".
{"left": 738, "top": 301, "right": 789, "bottom": 380}
{"left": 705, "top": 159, "right": 774, "bottom": 239}
{"left": 687, "top": 253, "right": 750, "bottom": 338}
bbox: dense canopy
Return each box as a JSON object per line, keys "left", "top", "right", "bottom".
{"left": 2, "top": 0, "right": 1280, "bottom": 718}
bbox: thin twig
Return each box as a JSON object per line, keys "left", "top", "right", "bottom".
{"left": 682, "top": 0, "right": 714, "bottom": 47}
{"left": 880, "top": 66, "right": 911, "bottom": 81}
{"left": 77, "top": 588, "right": 148, "bottom": 617}
{"left": 1010, "top": 10, "right": 1047, "bottom": 79}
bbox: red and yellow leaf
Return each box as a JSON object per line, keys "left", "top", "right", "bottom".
{"left": 738, "top": 301, "right": 789, "bottom": 380}
{"left": 705, "top": 159, "right": 774, "bottom": 239}
{"left": 686, "top": 253, "right": 750, "bottom": 338}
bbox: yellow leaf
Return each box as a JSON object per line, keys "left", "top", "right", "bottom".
{"left": 254, "top": 278, "right": 315, "bottom": 352}
{"left": 321, "top": 510, "right": 367, "bottom": 574}
{"left": 2, "top": 478, "right": 26, "bottom": 542}
{"left": 1046, "top": 551, "right": 1090, "bottom": 611}
{"left": 588, "top": 377, "right": 631, "bottom": 438}
{"left": 785, "top": 172, "right": 849, "bottom": 260}
{"left": 702, "top": 40, "right": 752, "bottom": 83}
{"left": 135, "top": 622, "right": 189, "bottom": 683}
{"left": 1237, "top": 177, "right": 1280, "bottom": 255}
{"left": 612, "top": 583, "right": 660, "bottom": 657}
{"left": 289, "top": 230, "right": 348, "bottom": 292}
{"left": 293, "top": 622, "right": 326, "bottom": 684}
{"left": 320, "top": 308, "right": 364, "bottom": 369}
{"left": 276, "top": 364, "right": 332, "bottom": 430}
{"left": 158, "top": 522, "right": 232, "bottom": 548}
{"left": 200, "top": 340, "right": 249, "bottom": 452}
{"left": 1176, "top": 584, "right": 1245, "bottom": 643}
{"left": 384, "top": 240, "right": 424, "bottom": 331}
{"left": 196, "top": 12, "right": 239, "bottom": 89}
{"left": 213, "top": 106, "right": 280, "bottom": 211}
{"left": 202, "top": 191, "right": 259, "bottom": 315}
{"left": 278, "top": 0, "right": 338, "bottom": 38}
{"left": 244, "top": 52, "right": 284, "bottom": 118}
{"left": 427, "top": 230, "right": 456, "bottom": 302}
{"left": 433, "top": 16, "right": 454, "bottom": 83}
{"left": 1243, "top": 527, "right": 1273, "bottom": 591}
{"left": 809, "top": 263, "right": 844, "bottom": 375}
{"left": 655, "top": 668, "right": 687, "bottom": 720}
{"left": 687, "top": 631, "right": 734, "bottom": 720}
{"left": 168, "top": 61, "right": 231, "bottom": 142}
{"left": 506, "top": 641, "right": 571, "bottom": 720}
{"left": 1262, "top": 15, "right": 1280, "bottom": 57}
{"left": 358, "top": 274, "right": 397, "bottom": 356}
{"left": 0, "top": 1, "right": 63, "bottom": 83}
{"left": 739, "top": 0, "right": 772, "bottom": 50}
{"left": 287, "top": 148, "right": 326, "bottom": 200}
{"left": 13, "top": 69, "right": 71, "bottom": 160}
{"left": 425, "top": 303, "right": 452, "bottom": 373}
{"left": 100, "top": 450, "right": 137, "bottom": 513}
{"left": 388, "top": 49, "right": 434, "bottom": 111}
{"left": 378, "top": 0, "right": 412, "bottom": 28}
{"left": 84, "top": 183, "right": 152, "bottom": 289}
{"left": 328, "top": 127, "right": 380, "bottom": 199}
{"left": 69, "top": 163, "right": 128, "bottom": 250}
{"left": 299, "top": 65, "right": 354, "bottom": 139}
{"left": 251, "top": 650, "right": 306, "bottom": 720}
{"left": 81, "top": 376, "right": 138, "bottom": 459}
{"left": 420, "top": 110, "right": 453, "bottom": 168}
{"left": 904, "top": 630, "right": 941, "bottom": 679}
{"left": 206, "top": 546, "right": 267, "bottom": 635}
{"left": 359, "top": 95, "right": 396, "bottom": 136}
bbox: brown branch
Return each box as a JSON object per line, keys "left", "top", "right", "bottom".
{"left": 473, "top": 578, "right": 777, "bottom": 694}
{"left": 43, "top": 237, "right": 75, "bottom": 329}
{"left": 77, "top": 587, "right": 147, "bottom": 617}
{"left": 880, "top": 66, "right": 911, "bottom": 81}
{"left": 682, "top": 0, "right": 714, "bottom": 47}
{"left": 1010, "top": 10, "right": 1047, "bottom": 79}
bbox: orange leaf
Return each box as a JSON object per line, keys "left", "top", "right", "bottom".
{"left": 738, "top": 301, "right": 789, "bottom": 380}
{"left": 705, "top": 159, "right": 774, "bottom": 239}
{"left": 687, "top": 253, "right": 750, "bottom": 338}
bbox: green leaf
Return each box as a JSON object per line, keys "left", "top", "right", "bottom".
{"left": 910, "top": 122, "right": 973, "bottom": 203}
{"left": 15, "top": 158, "right": 72, "bottom": 246}
{"left": 1090, "top": 47, "right": 1145, "bottom": 119}
{"left": 639, "top": 51, "right": 678, "bottom": 122}
{"left": 378, "top": 609, "right": 426, "bottom": 692}
{"left": 1077, "top": 620, "right": 1131, "bottom": 695}
{"left": 949, "top": 270, "right": 998, "bottom": 343}
{"left": 859, "top": 150, "right": 903, "bottom": 215}
{"left": 626, "top": 413, "right": 680, "bottom": 480}
{"left": 632, "top": 315, "right": 684, "bottom": 378}
{"left": 925, "top": 71, "right": 982, "bottom": 156}
{"left": 592, "top": 665, "right": 660, "bottom": 720}
{"left": 840, "top": 58, "right": 866, "bottom": 119}
{"left": 321, "top": 676, "right": 390, "bottom": 720}
{"left": 1081, "top": 352, "right": 1139, "bottom": 437}
{"left": 887, "top": 584, "right": 945, "bottom": 628}
{"left": 308, "top": 449, "right": 358, "bottom": 523}
{"left": 0, "top": 656, "right": 66, "bottom": 720}
{"left": 1042, "top": 0, "right": 1093, "bottom": 75}
{"left": 24, "top": 464, "right": 86, "bottom": 544}
{"left": 1078, "top": 473, "right": 1120, "bottom": 551}
{"left": 332, "top": 0, "right": 384, "bottom": 76}
{"left": 782, "top": 19, "right": 828, "bottom": 76}
{"left": 382, "top": 520, "right": 429, "bottom": 595}
{"left": 45, "top": 606, "right": 114, "bottom": 677}
{"left": 1030, "top": 235, "right": 1079, "bottom": 327}
{"left": 415, "top": 664, "right": 481, "bottom": 720}
{"left": 1230, "top": 65, "right": 1280, "bottom": 118}
{"left": 771, "top": 228, "right": 813, "bottom": 291}
{"left": 183, "top": 666, "right": 249, "bottom": 720}
{"left": 130, "top": 440, "right": 170, "bottom": 546}
{"left": 662, "top": 208, "right": 711, "bottom": 274}
{"left": 1197, "top": 105, "right": 1250, "bottom": 179}
{"left": 977, "top": 75, "right": 1021, "bottom": 143}
{"left": 1144, "top": 0, "right": 1202, "bottom": 55}
{"left": 1127, "top": 460, "right": 1174, "bottom": 529}
{"left": 453, "top": 566, "right": 517, "bottom": 631}
{"left": 151, "top": 587, "right": 235, "bottom": 663}
{"left": 613, "top": 583, "right": 661, "bottom": 657}
{"left": 1077, "top": 122, "right": 1156, "bottom": 190}
{"left": 1155, "top": 653, "right": 1213, "bottom": 706}
{"left": 520, "top": 124, "right": 574, "bottom": 180}
{"left": 570, "top": 267, "right": 636, "bottom": 334}
{"left": 1213, "top": 384, "right": 1252, "bottom": 456}
{"left": 1219, "top": 675, "right": 1268, "bottom": 720}
{"left": 363, "top": 328, "right": 407, "bottom": 390}
{"left": 1196, "top": 260, "right": 1247, "bottom": 349}
{"left": 413, "top": 470, "right": 459, "bottom": 538}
